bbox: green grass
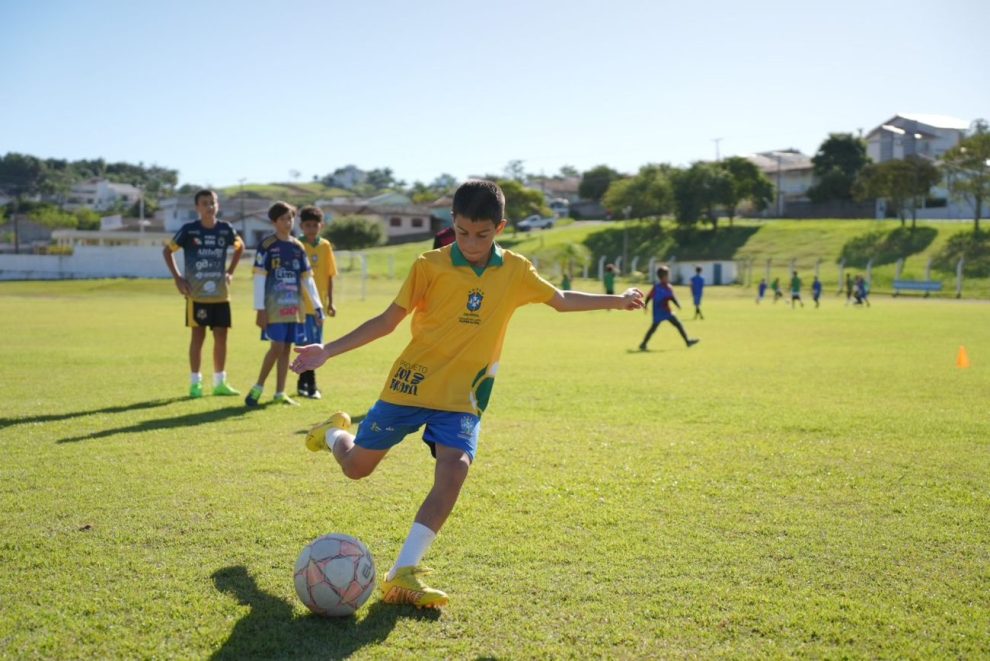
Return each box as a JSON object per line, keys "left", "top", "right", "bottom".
{"left": 1, "top": 276, "right": 988, "bottom": 659}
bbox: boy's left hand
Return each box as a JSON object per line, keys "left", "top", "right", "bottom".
{"left": 620, "top": 288, "right": 645, "bottom": 310}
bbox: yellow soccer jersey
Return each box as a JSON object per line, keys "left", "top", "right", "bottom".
{"left": 380, "top": 243, "right": 557, "bottom": 415}
{"left": 302, "top": 238, "right": 338, "bottom": 314}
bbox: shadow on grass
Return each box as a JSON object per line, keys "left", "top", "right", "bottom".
{"left": 55, "top": 405, "right": 255, "bottom": 444}
{"left": 839, "top": 226, "right": 937, "bottom": 267}
{"left": 211, "top": 565, "right": 437, "bottom": 660}
{"left": 0, "top": 397, "right": 187, "bottom": 428}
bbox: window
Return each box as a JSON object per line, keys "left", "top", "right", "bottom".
{"left": 390, "top": 217, "right": 401, "bottom": 227}
{"left": 411, "top": 217, "right": 424, "bottom": 228}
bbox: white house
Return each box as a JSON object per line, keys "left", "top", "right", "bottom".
{"left": 64, "top": 179, "right": 141, "bottom": 212}
{"left": 328, "top": 165, "right": 368, "bottom": 190}
{"left": 864, "top": 113, "right": 980, "bottom": 219}
{"left": 746, "top": 149, "right": 815, "bottom": 216}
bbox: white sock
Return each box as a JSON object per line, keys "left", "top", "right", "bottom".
{"left": 325, "top": 428, "right": 348, "bottom": 453}
{"left": 190, "top": 372, "right": 202, "bottom": 385}
{"left": 213, "top": 371, "right": 226, "bottom": 387}
{"left": 387, "top": 522, "right": 437, "bottom": 581}
{"left": 274, "top": 391, "right": 285, "bottom": 397}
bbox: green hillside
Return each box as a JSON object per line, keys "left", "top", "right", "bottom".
{"left": 347, "top": 220, "right": 990, "bottom": 299}
{"left": 218, "top": 182, "right": 351, "bottom": 206}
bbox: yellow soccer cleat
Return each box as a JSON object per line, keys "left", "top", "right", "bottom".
{"left": 304, "top": 411, "right": 352, "bottom": 453}
{"left": 380, "top": 566, "right": 448, "bottom": 609}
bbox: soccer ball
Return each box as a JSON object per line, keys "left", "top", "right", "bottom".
{"left": 294, "top": 533, "right": 376, "bottom": 616}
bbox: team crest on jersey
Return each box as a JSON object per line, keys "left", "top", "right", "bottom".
{"left": 467, "top": 289, "right": 484, "bottom": 312}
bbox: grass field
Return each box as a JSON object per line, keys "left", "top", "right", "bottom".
{"left": 1, "top": 272, "right": 988, "bottom": 659}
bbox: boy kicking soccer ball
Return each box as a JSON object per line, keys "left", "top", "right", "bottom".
{"left": 291, "top": 180, "right": 644, "bottom": 608}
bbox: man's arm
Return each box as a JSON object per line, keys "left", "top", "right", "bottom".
{"left": 291, "top": 303, "right": 408, "bottom": 373}
{"left": 545, "top": 288, "right": 644, "bottom": 312}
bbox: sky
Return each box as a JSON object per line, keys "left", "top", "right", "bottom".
{"left": 1, "top": 0, "right": 988, "bottom": 189}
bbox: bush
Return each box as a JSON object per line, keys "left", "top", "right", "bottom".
{"left": 933, "top": 230, "right": 990, "bottom": 277}
{"left": 839, "top": 226, "right": 936, "bottom": 267}
{"left": 324, "top": 215, "right": 385, "bottom": 250}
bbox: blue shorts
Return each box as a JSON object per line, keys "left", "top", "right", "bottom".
{"left": 652, "top": 311, "right": 674, "bottom": 325}
{"left": 302, "top": 314, "right": 323, "bottom": 345}
{"left": 354, "top": 400, "right": 481, "bottom": 462}
{"left": 261, "top": 322, "right": 305, "bottom": 344}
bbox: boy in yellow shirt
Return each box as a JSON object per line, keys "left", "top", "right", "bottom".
{"left": 297, "top": 206, "right": 338, "bottom": 399}
{"left": 291, "top": 180, "right": 644, "bottom": 608}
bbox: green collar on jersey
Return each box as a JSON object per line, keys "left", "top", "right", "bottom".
{"left": 451, "top": 242, "right": 504, "bottom": 276}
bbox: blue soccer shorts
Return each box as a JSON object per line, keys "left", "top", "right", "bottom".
{"left": 261, "top": 322, "right": 306, "bottom": 344}
{"left": 302, "top": 314, "right": 323, "bottom": 345}
{"left": 353, "top": 400, "right": 480, "bottom": 462}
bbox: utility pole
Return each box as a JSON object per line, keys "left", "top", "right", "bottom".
{"left": 713, "top": 138, "right": 723, "bottom": 162}
{"left": 238, "top": 177, "right": 246, "bottom": 237}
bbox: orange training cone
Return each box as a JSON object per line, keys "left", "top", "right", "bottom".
{"left": 956, "top": 346, "right": 970, "bottom": 369}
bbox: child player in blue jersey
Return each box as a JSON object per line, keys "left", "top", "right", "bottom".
{"left": 163, "top": 189, "right": 245, "bottom": 398}
{"left": 690, "top": 265, "right": 705, "bottom": 320}
{"left": 244, "top": 202, "right": 325, "bottom": 407}
{"left": 812, "top": 275, "right": 823, "bottom": 308}
{"left": 639, "top": 265, "right": 699, "bottom": 350}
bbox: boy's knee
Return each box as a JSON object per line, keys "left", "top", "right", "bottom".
{"left": 341, "top": 464, "right": 372, "bottom": 480}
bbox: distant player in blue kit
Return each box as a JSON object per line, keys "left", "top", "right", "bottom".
{"left": 756, "top": 278, "right": 768, "bottom": 304}
{"left": 812, "top": 275, "right": 822, "bottom": 308}
{"left": 244, "top": 201, "right": 325, "bottom": 407}
{"left": 690, "top": 265, "right": 705, "bottom": 320}
{"left": 639, "top": 265, "right": 699, "bottom": 350}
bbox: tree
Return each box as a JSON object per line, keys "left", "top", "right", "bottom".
{"left": 503, "top": 160, "right": 527, "bottom": 182}
{"left": 671, "top": 162, "right": 733, "bottom": 230}
{"left": 807, "top": 133, "right": 869, "bottom": 203}
{"left": 29, "top": 204, "right": 77, "bottom": 230}
{"left": 497, "top": 179, "right": 550, "bottom": 230}
{"left": 365, "top": 167, "right": 398, "bottom": 191}
{"left": 0, "top": 153, "right": 45, "bottom": 198}
{"left": 324, "top": 215, "right": 385, "bottom": 249}
{"left": 602, "top": 164, "right": 673, "bottom": 221}
{"left": 856, "top": 157, "right": 942, "bottom": 229}
{"left": 720, "top": 156, "right": 774, "bottom": 226}
{"left": 579, "top": 164, "right": 621, "bottom": 202}
{"left": 558, "top": 165, "right": 580, "bottom": 178}
{"left": 942, "top": 122, "right": 990, "bottom": 231}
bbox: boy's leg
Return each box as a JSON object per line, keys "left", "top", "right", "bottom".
{"left": 330, "top": 428, "right": 388, "bottom": 479}
{"left": 212, "top": 327, "right": 228, "bottom": 373}
{"left": 189, "top": 326, "right": 207, "bottom": 373}
{"left": 245, "top": 342, "right": 281, "bottom": 405}
{"left": 275, "top": 343, "right": 291, "bottom": 393}
{"left": 640, "top": 322, "right": 659, "bottom": 349}
{"left": 381, "top": 444, "right": 469, "bottom": 608}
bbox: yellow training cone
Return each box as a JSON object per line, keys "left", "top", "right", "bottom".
{"left": 957, "top": 346, "right": 970, "bottom": 369}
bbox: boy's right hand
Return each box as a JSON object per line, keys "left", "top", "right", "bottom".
{"left": 255, "top": 310, "right": 267, "bottom": 329}
{"left": 291, "top": 344, "right": 329, "bottom": 373}
{"left": 173, "top": 277, "right": 191, "bottom": 296}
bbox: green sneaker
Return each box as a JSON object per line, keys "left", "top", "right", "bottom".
{"left": 212, "top": 382, "right": 241, "bottom": 396}
{"left": 189, "top": 382, "right": 204, "bottom": 399}
{"left": 304, "top": 411, "right": 352, "bottom": 452}
{"left": 244, "top": 385, "right": 263, "bottom": 407}
{"left": 273, "top": 393, "right": 300, "bottom": 406}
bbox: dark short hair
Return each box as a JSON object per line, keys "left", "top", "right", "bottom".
{"left": 194, "top": 189, "right": 217, "bottom": 205}
{"left": 299, "top": 206, "right": 324, "bottom": 223}
{"left": 452, "top": 180, "right": 504, "bottom": 223}
{"left": 268, "top": 201, "right": 296, "bottom": 222}
{"left": 657, "top": 266, "right": 670, "bottom": 279}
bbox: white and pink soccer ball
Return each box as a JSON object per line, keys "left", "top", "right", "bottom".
{"left": 294, "top": 533, "right": 376, "bottom": 616}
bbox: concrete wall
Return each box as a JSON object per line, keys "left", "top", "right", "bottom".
{"left": 0, "top": 245, "right": 171, "bottom": 280}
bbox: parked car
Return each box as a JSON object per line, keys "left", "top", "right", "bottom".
{"left": 517, "top": 215, "right": 555, "bottom": 231}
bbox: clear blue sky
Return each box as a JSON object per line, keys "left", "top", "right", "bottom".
{"left": 2, "top": 0, "right": 987, "bottom": 189}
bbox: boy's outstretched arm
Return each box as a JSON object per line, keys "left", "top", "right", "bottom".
{"left": 546, "top": 288, "right": 644, "bottom": 312}
{"left": 291, "top": 303, "right": 408, "bottom": 373}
